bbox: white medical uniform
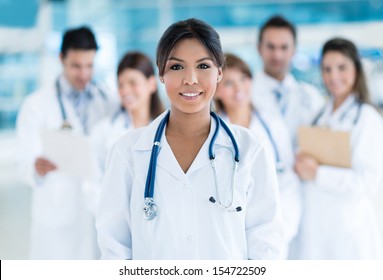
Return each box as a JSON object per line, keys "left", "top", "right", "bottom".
{"left": 91, "top": 109, "right": 134, "bottom": 175}
{"left": 295, "top": 94, "right": 383, "bottom": 259}
{"left": 252, "top": 71, "right": 325, "bottom": 147}
{"left": 221, "top": 111, "right": 301, "bottom": 259}
{"left": 84, "top": 109, "right": 134, "bottom": 214}
{"left": 16, "top": 75, "right": 116, "bottom": 259}
{"left": 96, "top": 111, "right": 284, "bottom": 260}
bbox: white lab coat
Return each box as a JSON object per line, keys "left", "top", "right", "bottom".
{"left": 220, "top": 111, "right": 301, "bottom": 259}
{"left": 252, "top": 71, "right": 325, "bottom": 147}
{"left": 295, "top": 94, "right": 383, "bottom": 259}
{"left": 84, "top": 110, "right": 134, "bottom": 214}
{"left": 91, "top": 109, "right": 134, "bottom": 176}
{"left": 96, "top": 111, "right": 284, "bottom": 260}
{"left": 16, "top": 77, "right": 116, "bottom": 259}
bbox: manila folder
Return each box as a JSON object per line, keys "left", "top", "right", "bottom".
{"left": 298, "top": 126, "right": 351, "bottom": 168}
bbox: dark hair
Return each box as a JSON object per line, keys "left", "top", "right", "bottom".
{"left": 258, "top": 15, "right": 296, "bottom": 44}
{"left": 60, "top": 26, "right": 98, "bottom": 57}
{"left": 321, "top": 38, "right": 370, "bottom": 104}
{"left": 117, "top": 51, "right": 164, "bottom": 119}
{"left": 215, "top": 53, "right": 253, "bottom": 113}
{"left": 156, "top": 18, "right": 225, "bottom": 76}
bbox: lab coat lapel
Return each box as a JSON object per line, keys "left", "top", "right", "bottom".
{"left": 187, "top": 115, "right": 234, "bottom": 175}
{"left": 132, "top": 111, "right": 189, "bottom": 185}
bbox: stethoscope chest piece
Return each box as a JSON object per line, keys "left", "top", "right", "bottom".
{"left": 143, "top": 197, "right": 157, "bottom": 220}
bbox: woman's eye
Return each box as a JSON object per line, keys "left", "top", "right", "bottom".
{"left": 170, "top": 64, "right": 183, "bottom": 70}
{"left": 198, "top": 63, "right": 210, "bottom": 69}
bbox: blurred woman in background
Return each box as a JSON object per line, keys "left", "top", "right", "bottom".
{"left": 214, "top": 53, "right": 301, "bottom": 259}
{"left": 294, "top": 38, "right": 383, "bottom": 259}
{"left": 85, "top": 52, "right": 164, "bottom": 214}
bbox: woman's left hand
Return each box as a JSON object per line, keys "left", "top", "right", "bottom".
{"left": 294, "top": 153, "right": 319, "bottom": 181}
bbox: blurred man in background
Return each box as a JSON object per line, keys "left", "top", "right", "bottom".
{"left": 16, "top": 26, "right": 116, "bottom": 259}
{"left": 253, "top": 15, "right": 325, "bottom": 147}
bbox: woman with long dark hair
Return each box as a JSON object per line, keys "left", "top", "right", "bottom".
{"left": 294, "top": 38, "right": 383, "bottom": 259}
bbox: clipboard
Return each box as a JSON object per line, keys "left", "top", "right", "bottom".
{"left": 41, "top": 129, "right": 95, "bottom": 179}
{"left": 298, "top": 126, "right": 352, "bottom": 168}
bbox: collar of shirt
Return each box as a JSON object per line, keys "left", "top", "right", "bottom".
{"left": 318, "top": 94, "right": 358, "bottom": 126}
{"left": 132, "top": 110, "right": 234, "bottom": 152}
{"left": 58, "top": 75, "right": 93, "bottom": 100}
{"left": 258, "top": 71, "right": 296, "bottom": 91}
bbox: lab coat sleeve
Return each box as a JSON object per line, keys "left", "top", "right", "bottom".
{"left": 82, "top": 121, "right": 108, "bottom": 215}
{"left": 96, "top": 143, "right": 133, "bottom": 259}
{"left": 246, "top": 143, "right": 284, "bottom": 259}
{"left": 16, "top": 95, "right": 45, "bottom": 186}
{"left": 315, "top": 112, "right": 383, "bottom": 197}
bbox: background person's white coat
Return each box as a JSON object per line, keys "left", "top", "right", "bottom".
{"left": 247, "top": 111, "right": 302, "bottom": 259}
{"left": 252, "top": 71, "right": 325, "bottom": 147}
{"left": 295, "top": 95, "right": 383, "bottom": 259}
{"left": 83, "top": 110, "right": 134, "bottom": 214}
{"left": 96, "top": 111, "right": 284, "bottom": 260}
{"left": 16, "top": 79, "right": 115, "bottom": 259}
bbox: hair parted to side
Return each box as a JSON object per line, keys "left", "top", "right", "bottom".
{"left": 60, "top": 26, "right": 98, "bottom": 57}
{"left": 321, "top": 38, "right": 370, "bottom": 104}
{"left": 258, "top": 15, "right": 296, "bottom": 44}
{"left": 156, "top": 18, "right": 225, "bottom": 76}
{"left": 117, "top": 51, "right": 164, "bottom": 119}
{"left": 215, "top": 53, "right": 253, "bottom": 113}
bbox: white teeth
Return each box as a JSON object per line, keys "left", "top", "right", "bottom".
{"left": 122, "top": 95, "right": 135, "bottom": 102}
{"left": 181, "top": 92, "right": 200, "bottom": 97}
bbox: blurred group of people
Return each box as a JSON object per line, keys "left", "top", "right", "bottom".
{"left": 16, "top": 15, "right": 383, "bottom": 260}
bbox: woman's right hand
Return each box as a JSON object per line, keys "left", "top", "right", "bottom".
{"left": 35, "top": 157, "right": 57, "bottom": 176}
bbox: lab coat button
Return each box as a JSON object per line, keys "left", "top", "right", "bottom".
{"left": 187, "top": 235, "right": 194, "bottom": 243}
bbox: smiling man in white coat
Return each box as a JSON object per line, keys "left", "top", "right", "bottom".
{"left": 16, "top": 26, "right": 116, "bottom": 259}
{"left": 253, "top": 15, "right": 325, "bottom": 147}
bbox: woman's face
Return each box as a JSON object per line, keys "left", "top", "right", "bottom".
{"left": 215, "top": 67, "right": 253, "bottom": 111}
{"left": 160, "top": 38, "right": 223, "bottom": 115}
{"left": 118, "top": 68, "right": 156, "bottom": 112}
{"left": 322, "top": 51, "right": 357, "bottom": 100}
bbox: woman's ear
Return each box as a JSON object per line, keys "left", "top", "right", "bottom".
{"left": 148, "top": 76, "right": 157, "bottom": 94}
{"left": 217, "top": 68, "right": 223, "bottom": 83}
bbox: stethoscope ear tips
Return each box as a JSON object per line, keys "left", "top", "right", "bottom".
{"left": 209, "top": 197, "right": 216, "bottom": 203}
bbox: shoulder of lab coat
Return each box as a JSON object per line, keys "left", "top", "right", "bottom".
{"left": 297, "top": 80, "right": 326, "bottom": 119}
{"left": 95, "top": 113, "right": 163, "bottom": 259}
{"left": 315, "top": 103, "right": 383, "bottom": 196}
{"left": 96, "top": 111, "right": 283, "bottom": 259}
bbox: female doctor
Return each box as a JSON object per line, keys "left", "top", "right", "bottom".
{"left": 294, "top": 38, "right": 383, "bottom": 259}
{"left": 96, "top": 18, "right": 283, "bottom": 260}
{"left": 214, "top": 53, "right": 301, "bottom": 259}
{"left": 85, "top": 52, "right": 164, "bottom": 213}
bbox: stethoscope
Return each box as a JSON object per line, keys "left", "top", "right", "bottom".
{"left": 110, "top": 106, "right": 131, "bottom": 128}
{"left": 254, "top": 111, "right": 285, "bottom": 173}
{"left": 312, "top": 99, "right": 362, "bottom": 126}
{"left": 55, "top": 78, "right": 107, "bottom": 131}
{"left": 143, "top": 110, "right": 241, "bottom": 220}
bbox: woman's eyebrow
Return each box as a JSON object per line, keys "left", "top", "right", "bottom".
{"left": 167, "top": 57, "right": 212, "bottom": 62}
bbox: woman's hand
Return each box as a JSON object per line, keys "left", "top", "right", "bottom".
{"left": 294, "top": 153, "right": 319, "bottom": 181}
